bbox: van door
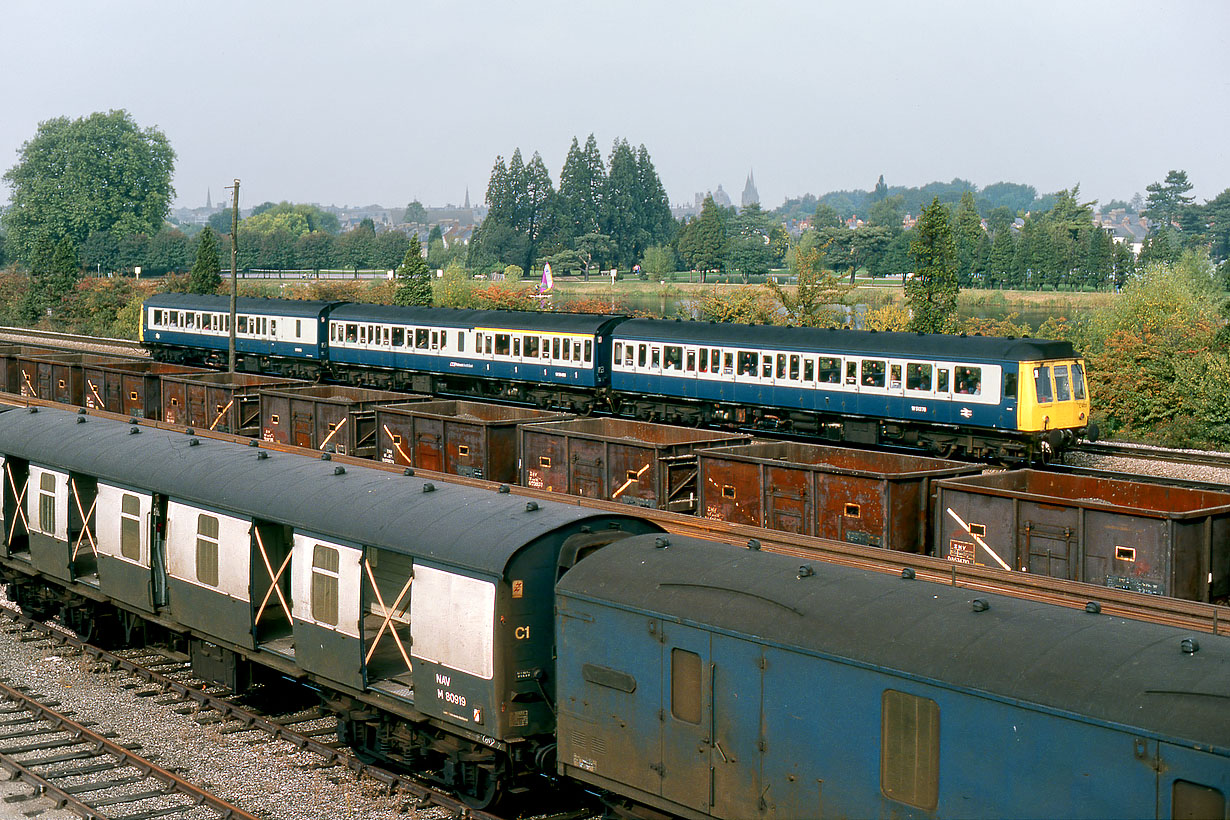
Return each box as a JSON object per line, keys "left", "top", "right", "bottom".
{"left": 660, "top": 623, "right": 712, "bottom": 812}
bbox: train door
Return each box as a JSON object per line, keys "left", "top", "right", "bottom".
{"left": 292, "top": 409, "right": 313, "bottom": 448}
{"left": 150, "top": 493, "right": 169, "bottom": 608}
{"left": 1020, "top": 519, "right": 1075, "bottom": 580}
{"left": 252, "top": 520, "right": 294, "bottom": 646}
{"left": 766, "top": 465, "right": 811, "bottom": 535}
{"left": 710, "top": 634, "right": 765, "bottom": 819}
{"left": 415, "top": 419, "right": 444, "bottom": 472}
{"left": 660, "top": 623, "right": 712, "bottom": 813}
{"left": 68, "top": 473, "right": 99, "bottom": 584}
{"left": 1, "top": 456, "right": 30, "bottom": 557}
{"left": 570, "top": 439, "right": 605, "bottom": 499}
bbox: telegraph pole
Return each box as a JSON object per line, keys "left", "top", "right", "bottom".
{"left": 226, "top": 179, "right": 240, "bottom": 372}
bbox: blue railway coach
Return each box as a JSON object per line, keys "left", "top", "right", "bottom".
{"left": 609, "top": 320, "right": 1092, "bottom": 460}
{"left": 555, "top": 533, "right": 1230, "bottom": 819}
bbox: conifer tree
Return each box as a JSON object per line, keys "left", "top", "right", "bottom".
{"left": 188, "top": 227, "right": 222, "bottom": 293}
{"left": 906, "top": 197, "right": 959, "bottom": 333}
{"left": 393, "top": 234, "right": 433, "bottom": 306}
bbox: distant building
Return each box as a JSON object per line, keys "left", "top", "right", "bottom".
{"left": 712, "top": 184, "right": 732, "bottom": 208}
{"left": 741, "top": 171, "right": 759, "bottom": 209}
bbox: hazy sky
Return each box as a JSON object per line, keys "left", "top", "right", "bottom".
{"left": 5, "top": 1, "right": 1228, "bottom": 213}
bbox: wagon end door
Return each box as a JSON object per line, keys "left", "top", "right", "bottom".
{"left": 660, "top": 623, "right": 713, "bottom": 813}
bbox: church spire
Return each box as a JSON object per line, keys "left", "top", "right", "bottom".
{"left": 464, "top": 187, "right": 470, "bottom": 209}
{"left": 741, "top": 170, "right": 759, "bottom": 209}
{"left": 206, "top": 188, "right": 212, "bottom": 209}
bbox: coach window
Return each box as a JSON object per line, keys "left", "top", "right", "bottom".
{"left": 738, "top": 351, "right": 756, "bottom": 376}
{"left": 358, "top": 326, "right": 367, "bottom": 344}
{"left": 889, "top": 364, "right": 902, "bottom": 389}
{"left": 562, "top": 338, "right": 571, "bottom": 361}
{"left": 758, "top": 355, "right": 770, "bottom": 378}
{"left": 936, "top": 368, "right": 950, "bottom": 393}
{"left": 803, "top": 358, "right": 814, "bottom": 381}
{"left": 185, "top": 312, "right": 195, "bottom": 328}
{"left": 638, "top": 344, "right": 647, "bottom": 367}
{"left": 775, "top": 354, "right": 786, "bottom": 379}
{"left": 816, "top": 357, "right": 840, "bottom": 384}
{"left": 1003, "top": 371, "right": 1017, "bottom": 398}
{"left": 723, "top": 352, "right": 734, "bottom": 374}
{"left": 311, "top": 544, "right": 340, "bottom": 627}
{"left": 613, "top": 342, "right": 623, "bottom": 365}
{"left": 1053, "top": 365, "right": 1071, "bottom": 401}
{"left": 584, "top": 340, "right": 592, "bottom": 362}
{"left": 527, "top": 337, "right": 541, "bottom": 359}
{"left": 861, "top": 360, "right": 886, "bottom": 388}
{"left": 651, "top": 347, "right": 661, "bottom": 369}
{"left": 120, "top": 494, "right": 141, "bottom": 561}
{"left": 881, "top": 690, "right": 939, "bottom": 810}
{"left": 415, "top": 329, "right": 429, "bottom": 349}
{"left": 38, "top": 473, "right": 56, "bottom": 535}
{"left": 789, "top": 355, "right": 800, "bottom": 381}
{"left": 552, "top": 338, "right": 561, "bottom": 360}
{"left": 153, "top": 309, "right": 163, "bottom": 326}
{"left": 956, "top": 367, "right": 982, "bottom": 395}
{"left": 457, "top": 333, "right": 464, "bottom": 353}
{"left": 513, "top": 337, "right": 521, "bottom": 357}
{"left": 846, "top": 361, "right": 857, "bottom": 385}
{"left": 346, "top": 324, "right": 358, "bottom": 342}
{"left": 169, "top": 312, "right": 179, "bottom": 327}
{"left": 391, "top": 328, "right": 404, "bottom": 347}
{"left": 574, "top": 340, "right": 582, "bottom": 361}
{"left": 671, "top": 648, "right": 702, "bottom": 725}
{"left": 440, "top": 330, "right": 447, "bottom": 348}
{"left": 485, "top": 336, "right": 493, "bottom": 355}
{"left": 698, "top": 349, "right": 708, "bottom": 372}
{"left": 906, "top": 363, "right": 933, "bottom": 391}
{"left": 686, "top": 350, "right": 696, "bottom": 371}
{"left": 495, "top": 334, "right": 510, "bottom": 356}
{"left": 196, "top": 514, "right": 219, "bottom": 588}
{"left": 665, "top": 346, "right": 682, "bottom": 370}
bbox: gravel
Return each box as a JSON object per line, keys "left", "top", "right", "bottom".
{"left": 0, "top": 602, "right": 439, "bottom": 820}
{"left": 1067, "top": 446, "right": 1230, "bottom": 486}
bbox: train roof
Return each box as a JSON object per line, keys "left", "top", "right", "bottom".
{"left": 0, "top": 407, "right": 648, "bottom": 578}
{"left": 558, "top": 533, "right": 1230, "bottom": 750}
{"left": 329, "top": 303, "right": 627, "bottom": 334}
{"left": 612, "top": 318, "right": 1077, "bottom": 361}
{"left": 144, "top": 294, "right": 339, "bottom": 318}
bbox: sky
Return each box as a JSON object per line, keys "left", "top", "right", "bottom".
{"left": 4, "top": 1, "right": 1229, "bottom": 214}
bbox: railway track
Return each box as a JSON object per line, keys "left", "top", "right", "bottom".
{"left": 1074, "top": 440, "right": 1230, "bottom": 470}
{"left": 0, "top": 604, "right": 502, "bottom": 820}
{"left": 0, "top": 327, "right": 147, "bottom": 358}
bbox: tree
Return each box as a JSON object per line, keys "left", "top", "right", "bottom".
{"left": 767, "top": 245, "right": 852, "bottom": 327}
{"left": 3, "top": 110, "right": 175, "bottom": 264}
{"left": 677, "top": 195, "right": 727, "bottom": 280}
{"left": 403, "top": 200, "right": 427, "bottom": 225}
{"left": 953, "top": 191, "right": 983, "bottom": 286}
{"left": 906, "top": 197, "right": 959, "bottom": 333}
{"left": 188, "top": 228, "right": 222, "bottom": 293}
{"left": 556, "top": 134, "right": 606, "bottom": 243}
{"left": 428, "top": 224, "right": 443, "bottom": 245}
{"left": 1143, "top": 170, "right": 1195, "bottom": 229}
{"left": 1203, "top": 188, "right": 1230, "bottom": 263}
{"left": 574, "top": 232, "right": 614, "bottom": 280}
{"left": 641, "top": 245, "right": 676, "bottom": 277}
{"left": 295, "top": 231, "right": 334, "bottom": 276}
{"left": 374, "top": 229, "right": 410, "bottom": 272}
{"left": 48, "top": 236, "right": 81, "bottom": 301}
{"left": 393, "top": 235, "right": 433, "bottom": 306}
{"left": 871, "top": 174, "right": 889, "bottom": 202}
{"left": 987, "top": 228, "right": 1016, "bottom": 288}
{"left": 867, "top": 195, "right": 906, "bottom": 230}
{"left": 812, "top": 202, "right": 841, "bottom": 229}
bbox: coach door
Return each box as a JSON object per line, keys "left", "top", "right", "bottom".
{"left": 660, "top": 623, "right": 712, "bottom": 813}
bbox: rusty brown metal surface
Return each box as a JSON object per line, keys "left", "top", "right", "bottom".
{"left": 699, "top": 441, "right": 980, "bottom": 552}
{"left": 520, "top": 417, "right": 750, "bottom": 512}
{"left": 375, "top": 400, "right": 570, "bottom": 483}
{"left": 15, "top": 352, "right": 137, "bottom": 407}
{"left": 935, "top": 468, "right": 1230, "bottom": 602}
{"left": 82, "top": 359, "right": 210, "bottom": 418}
{"left": 160, "top": 372, "right": 306, "bottom": 435}
{"left": 259, "top": 384, "right": 420, "bottom": 458}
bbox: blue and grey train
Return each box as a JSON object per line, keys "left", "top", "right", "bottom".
{"left": 0, "top": 408, "right": 1224, "bottom": 818}
{"left": 142, "top": 294, "right": 1094, "bottom": 460}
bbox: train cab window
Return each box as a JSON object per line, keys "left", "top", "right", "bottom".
{"left": 664, "top": 346, "right": 682, "bottom": 371}
{"left": 803, "top": 358, "right": 814, "bottom": 381}
{"left": 846, "top": 361, "right": 857, "bottom": 385}
{"left": 120, "top": 493, "right": 141, "bottom": 561}
{"left": 1172, "top": 780, "right": 1224, "bottom": 820}
{"left": 391, "top": 328, "right": 404, "bottom": 347}
{"left": 638, "top": 344, "right": 647, "bottom": 367}
{"left": 651, "top": 347, "right": 661, "bottom": 369}
{"left": 1003, "top": 372, "right": 1017, "bottom": 398}
{"left": 1054, "top": 365, "right": 1072, "bottom": 401}
{"left": 1034, "top": 366, "right": 1053, "bottom": 403}
{"left": 196, "top": 514, "right": 219, "bottom": 588}
{"left": 738, "top": 351, "right": 756, "bottom": 376}
{"left": 1072, "top": 363, "right": 1086, "bottom": 400}
{"left": 789, "top": 355, "right": 800, "bottom": 380}
{"left": 495, "top": 334, "right": 510, "bottom": 356}
{"left": 311, "top": 544, "right": 340, "bottom": 627}
{"left": 889, "top": 364, "right": 902, "bottom": 389}
{"left": 881, "top": 689, "right": 939, "bottom": 810}
{"left": 38, "top": 473, "right": 56, "bottom": 535}
{"left": 762, "top": 356, "right": 772, "bottom": 378}
{"left": 906, "top": 363, "right": 933, "bottom": 391}
{"left": 861, "top": 360, "right": 886, "bottom": 388}
{"left": 584, "top": 340, "right": 592, "bottom": 362}
{"left": 686, "top": 350, "right": 696, "bottom": 372}
{"left": 699, "top": 348, "right": 708, "bottom": 372}
{"left": 776, "top": 354, "right": 787, "bottom": 379}
{"left": 670, "top": 648, "right": 702, "bottom": 725}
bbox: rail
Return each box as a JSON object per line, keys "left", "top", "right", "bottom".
{"left": 0, "top": 327, "right": 147, "bottom": 357}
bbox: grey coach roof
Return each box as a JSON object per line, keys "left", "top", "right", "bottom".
{"left": 329, "top": 303, "right": 626, "bottom": 334}
{"left": 612, "top": 318, "right": 1077, "bottom": 361}
{"left": 0, "top": 407, "right": 642, "bottom": 577}
{"left": 145, "top": 294, "right": 339, "bottom": 318}
{"left": 558, "top": 533, "right": 1230, "bottom": 751}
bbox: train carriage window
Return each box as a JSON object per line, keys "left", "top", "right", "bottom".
{"left": 889, "top": 364, "right": 902, "bottom": 389}
{"left": 664, "top": 346, "right": 682, "bottom": 371}
{"left": 196, "top": 514, "right": 219, "bottom": 588}
{"left": 723, "top": 352, "right": 734, "bottom": 374}
{"left": 381, "top": 326, "right": 388, "bottom": 345}
{"left": 542, "top": 337, "right": 550, "bottom": 359}
{"left": 651, "top": 347, "right": 661, "bottom": 369}
{"left": 937, "top": 368, "right": 950, "bottom": 393}
{"left": 553, "top": 338, "right": 561, "bottom": 359}
{"left": 1053, "top": 365, "right": 1071, "bottom": 401}
{"left": 789, "top": 355, "right": 799, "bottom": 380}
{"left": 1172, "top": 780, "right": 1224, "bottom": 820}
{"left": 1003, "top": 371, "right": 1017, "bottom": 398}
{"left": 495, "top": 334, "right": 510, "bottom": 356}
{"left": 310, "top": 544, "right": 340, "bottom": 627}
{"left": 638, "top": 344, "right": 647, "bottom": 367}
{"left": 359, "top": 326, "right": 367, "bottom": 344}
{"left": 1034, "top": 366, "right": 1053, "bottom": 403}
{"left": 686, "top": 350, "right": 696, "bottom": 372}
{"left": 431, "top": 330, "right": 439, "bottom": 349}
{"left": 1072, "top": 363, "right": 1086, "bottom": 400}
{"left": 346, "top": 324, "right": 358, "bottom": 343}
{"left": 861, "top": 360, "right": 886, "bottom": 388}
{"left": 415, "top": 329, "right": 429, "bottom": 349}
{"left": 457, "top": 332, "right": 464, "bottom": 353}
{"left": 614, "top": 341, "right": 623, "bottom": 364}
{"left": 816, "top": 357, "right": 840, "bottom": 384}
{"left": 295, "top": 319, "right": 301, "bottom": 338}
{"left": 169, "top": 312, "right": 179, "bottom": 327}
{"left": 153, "top": 309, "right": 163, "bottom": 326}
{"left": 514, "top": 337, "right": 521, "bottom": 357}
{"left": 38, "top": 473, "right": 56, "bottom": 535}
{"left": 271, "top": 319, "right": 278, "bottom": 336}
{"left": 562, "top": 338, "right": 571, "bottom": 361}
{"left": 906, "top": 363, "right": 933, "bottom": 391}
{"left": 955, "top": 367, "right": 982, "bottom": 395}
{"left": 574, "top": 341, "right": 582, "bottom": 361}
{"left": 526, "top": 336, "right": 540, "bottom": 358}
{"left": 803, "top": 358, "right": 814, "bottom": 381}
{"left": 585, "top": 340, "right": 592, "bottom": 363}
{"left": 762, "top": 356, "right": 772, "bottom": 378}
{"left": 699, "top": 348, "right": 708, "bottom": 372}
{"left": 738, "top": 351, "right": 756, "bottom": 376}
{"left": 670, "top": 648, "right": 702, "bottom": 725}
{"left": 120, "top": 494, "right": 141, "bottom": 561}
{"left": 846, "top": 361, "right": 857, "bottom": 385}
{"left": 391, "top": 328, "right": 404, "bottom": 347}
{"left": 485, "top": 336, "right": 493, "bottom": 355}
{"left": 184, "top": 312, "right": 195, "bottom": 328}
{"left": 441, "top": 330, "right": 447, "bottom": 347}
{"left": 881, "top": 689, "right": 939, "bottom": 810}
{"left": 776, "top": 354, "right": 787, "bottom": 379}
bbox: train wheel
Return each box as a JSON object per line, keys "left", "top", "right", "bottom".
{"left": 458, "top": 762, "right": 503, "bottom": 810}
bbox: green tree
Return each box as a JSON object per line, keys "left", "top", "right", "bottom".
{"left": 188, "top": 227, "right": 222, "bottom": 294}
{"left": 295, "top": 231, "right": 335, "bottom": 276}
{"left": 1202, "top": 188, "right": 1230, "bottom": 263}
{"left": 2, "top": 110, "right": 175, "bottom": 264}
{"left": 1143, "top": 170, "right": 1195, "bottom": 229}
{"left": 556, "top": 134, "right": 606, "bottom": 243}
{"left": 1083, "top": 227, "right": 1113, "bottom": 289}
{"left": 48, "top": 235, "right": 81, "bottom": 301}
{"left": 641, "top": 245, "right": 676, "bottom": 277}
{"left": 867, "top": 194, "right": 905, "bottom": 230}
{"left": 906, "top": 197, "right": 959, "bottom": 333}
{"left": 574, "top": 232, "right": 614, "bottom": 280}
{"left": 768, "top": 245, "right": 852, "bottom": 327}
{"left": 393, "top": 235, "right": 433, "bottom": 306}
{"left": 403, "top": 200, "right": 427, "bottom": 225}
{"left": 428, "top": 224, "right": 443, "bottom": 245}
{"left": 812, "top": 202, "right": 841, "bottom": 229}
{"left": 374, "top": 230, "right": 410, "bottom": 272}
{"left": 953, "top": 191, "right": 983, "bottom": 286}
{"left": 987, "top": 227, "right": 1016, "bottom": 288}
{"left": 677, "top": 195, "right": 727, "bottom": 280}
